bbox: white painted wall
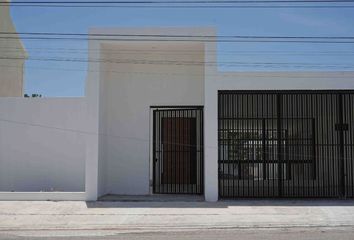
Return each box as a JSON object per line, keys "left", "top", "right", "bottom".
{"left": 217, "top": 72, "right": 354, "bottom": 90}
{"left": 203, "top": 38, "right": 219, "bottom": 202}
{"left": 89, "top": 27, "right": 212, "bottom": 196}
{"left": 0, "top": 98, "right": 89, "bottom": 192}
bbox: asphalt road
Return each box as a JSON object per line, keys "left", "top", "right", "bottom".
{"left": 1, "top": 227, "right": 354, "bottom": 240}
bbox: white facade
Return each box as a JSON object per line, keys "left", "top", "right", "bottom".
{"left": 0, "top": 27, "right": 353, "bottom": 201}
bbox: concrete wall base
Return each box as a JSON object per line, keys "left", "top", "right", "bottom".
{"left": 0, "top": 192, "right": 86, "bottom": 201}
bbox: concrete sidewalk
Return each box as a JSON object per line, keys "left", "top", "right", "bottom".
{"left": 1, "top": 200, "right": 354, "bottom": 236}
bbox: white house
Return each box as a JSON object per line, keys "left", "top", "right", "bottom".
{"left": 0, "top": 27, "right": 353, "bottom": 201}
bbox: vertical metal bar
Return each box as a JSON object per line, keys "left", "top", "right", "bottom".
{"left": 166, "top": 111, "right": 170, "bottom": 194}
{"left": 202, "top": 108, "right": 205, "bottom": 194}
{"left": 294, "top": 94, "right": 298, "bottom": 197}
{"left": 343, "top": 94, "right": 349, "bottom": 197}
{"left": 187, "top": 109, "right": 190, "bottom": 193}
{"left": 338, "top": 94, "right": 346, "bottom": 198}
{"left": 200, "top": 109, "right": 204, "bottom": 194}
{"left": 330, "top": 94, "right": 336, "bottom": 197}
{"left": 273, "top": 94, "right": 277, "bottom": 197}
{"left": 222, "top": 93, "right": 225, "bottom": 198}
{"left": 178, "top": 110, "right": 182, "bottom": 194}
{"left": 350, "top": 94, "right": 354, "bottom": 197}
{"left": 189, "top": 110, "right": 192, "bottom": 194}
{"left": 317, "top": 95, "right": 322, "bottom": 196}
{"left": 153, "top": 110, "right": 157, "bottom": 193}
{"left": 294, "top": 94, "right": 299, "bottom": 196}
{"left": 188, "top": 109, "right": 191, "bottom": 194}
{"left": 161, "top": 110, "right": 164, "bottom": 194}
{"left": 262, "top": 113, "right": 266, "bottom": 195}
{"left": 271, "top": 94, "right": 275, "bottom": 197}
{"left": 162, "top": 110, "right": 166, "bottom": 193}
{"left": 173, "top": 109, "right": 176, "bottom": 194}
{"left": 227, "top": 94, "right": 231, "bottom": 197}
{"left": 230, "top": 93, "right": 234, "bottom": 197}
{"left": 172, "top": 110, "right": 177, "bottom": 193}
{"left": 302, "top": 94, "right": 307, "bottom": 197}
{"left": 188, "top": 109, "right": 190, "bottom": 194}
{"left": 191, "top": 110, "right": 194, "bottom": 194}
{"left": 156, "top": 110, "right": 159, "bottom": 193}
{"left": 306, "top": 95, "right": 310, "bottom": 196}
{"left": 168, "top": 110, "right": 171, "bottom": 194}
{"left": 316, "top": 95, "right": 323, "bottom": 197}
{"left": 300, "top": 94, "right": 305, "bottom": 197}
{"left": 157, "top": 110, "right": 160, "bottom": 193}
{"left": 284, "top": 95, "right": 290, "bottom": 196}
{"left": 310, "top": 95, "right": 315, "bottom": 196}
{"left": 277, "top": 93, "right": 283, "bottom": 197}
{"left": 312, "top": 117, "right": 316, "bottom": 181}
{"left": 241, "top": 95, "right": 245, "bottom": 196}
{"left": 282, "top": 96, "right": 287, "bottom": 197}
{"left": 244, "top": 94, "right": 248, "bottom": 197}
{"left": 267, "top": 94, "right": 270, "bottom": 197}
{"left": 192, "top": 110, "right": 197, "bottom": 194}
{"left": 195, "top": 109, "right": 198, "bottom": 194}
{"left": 302, "top": 95, "right": 306, "bottom": 197}
{"left": 218, "top": 93, "right": 221, "bottom": 197}
{"left": 292, "top": 94, "right": 297, "bottom": 197}
{"left": 257, "top": 98, "right": 260, "bottom": 197}
{"left": 197, "top": 109, "right": 199, "bottom": 194}
{"left": 160, "top": 110, "right": 163, "bottom": 193}
{"left": 317, "top": 94, "right": 323, "bottom": 196}
{"left": 177, "top": 109, "right": 181, "bottom": 194}
{"left": 239, "top": 95, "right": 243, "bottom": 184}
{"left": 250, "top": 94, "right": 254, "bottom": 197}
{"left": 162, "top": 110, "right": 165, "bottom": 193}
{"left": 347, "top": 94, "right": 354, "bottom": 197}
{"left": 325, "top": 94, "right": 331, "bottom": 197}
{"left": 322, "top": 94, "right": 327, "bottom": 197}
{"left": 266, "top": 94, "right": 270, "bottom": 197}
{"left": 221, "top": 93, "right": 224, "bottom": 198}
{"left": 287, "top": 95, "right": 292, "bottom": 196}
{"left": 238, "top": 95, "right": 242, "bottom": 196}
{"left": 182, "top": 109, "right": 186, "bottom": 194}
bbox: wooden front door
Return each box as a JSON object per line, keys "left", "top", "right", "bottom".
{"left": 162, "top": 117, "right": 197, "bottom": 184}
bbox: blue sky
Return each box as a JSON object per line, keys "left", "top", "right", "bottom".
{"left": 10, "top": 6, "right": 354, "bottom": 96}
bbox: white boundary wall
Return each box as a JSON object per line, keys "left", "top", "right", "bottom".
{"left": 0, "top": 97, "right": 98, "bottom": 200}
{"left": 0, "top": 25, "right": 100, "bottom": 201}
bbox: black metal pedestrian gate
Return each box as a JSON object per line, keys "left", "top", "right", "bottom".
{"left": 152, "top": 106, "right": 204, "bottom": 194}
{"left": 218, "top": 90, "right": 354, "bottom": 198}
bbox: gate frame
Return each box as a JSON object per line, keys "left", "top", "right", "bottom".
{"left": 217, "top": 90, "right": 354, "bottom": 199}
{"left": 150, "top": 105, "right": 204, "bottom": 195}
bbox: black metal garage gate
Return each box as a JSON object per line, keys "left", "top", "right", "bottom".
{"left": 152, "top": 106, "right": 204, "bottom": 194}
{"left": 218, "top": 90, "right": 354, "bottom": 198}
